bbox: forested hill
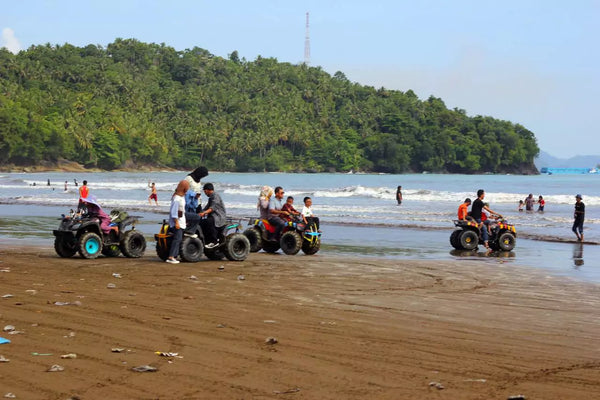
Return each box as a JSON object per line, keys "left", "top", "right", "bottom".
{"left": 0, "top": 39, "right": 539, "bottom": 173}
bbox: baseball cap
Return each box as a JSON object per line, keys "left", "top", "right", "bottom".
{"left": 576, "top": 194, "right": 582, "bottom": 199}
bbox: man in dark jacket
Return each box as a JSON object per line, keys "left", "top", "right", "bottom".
{"left": 199, "top": 183, "right": 227, "bottom": 248}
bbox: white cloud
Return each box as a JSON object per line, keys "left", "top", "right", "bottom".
{"left": 1, "top": 27, "right": 22, "bottom": 53}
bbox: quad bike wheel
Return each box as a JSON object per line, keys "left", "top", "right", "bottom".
{"left": 180, "top": 236, "right": 204, "bottom": 262}
{"left": 280, "top": 231, "right": 302, "bottom": 255}
{"left": 262, "top": 241, "right": 280, "bottom": 254}
{"left": 301, "top": 238, "right": 320, "bottom": 255}
{"left": 450, "top": 229, "right": 463, "bottom": 250}
{"left": 243, "top": 227, "right": 262, "bottom": 252}
{"left": 120, "top": 230, "right": 146, "bottom": 258}
{"left": 54, "top": 237, "right": 77, "bottom": 258}
{"left": 497, "top": 232, "right": 516, "bottom": 252}
{"left": 459, "top": 230, "right": 479, "bottom": 251}
{"left": 102, "top": 244, "right": 121, "bottom": 257}
{"left": 224, "top": 233, "right": 251, "bottom": 261}
{"left": 79, "top": 232, "right": 103, "bottom": 259}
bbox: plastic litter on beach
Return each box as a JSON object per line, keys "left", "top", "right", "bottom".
{"left": 25, "top": 289, "right": 37, "bottom": 295}
{"left": 4, "top": 393, "right": 16, "bottom": 399}
{"left": 106, "top": 283, "right": 116, "bottom": 289}
{"left": 189, "top": 275, "right": 198, "bottom": 280}
{"left": 265, "top": 337, "right": 278, "bottom": 345}
{"left": 507, "top": 396, "right": 526, "bottom": 400}
{"left": 218, "top": 265, "right": 225, "bottom": 271}
{"left": 1, "top": 294, "right": 13, "bottom": 298}
{"left": 0, "top": 355, "right": 9, "bottom": 362}
{"left": 111, "top": 348, "right": 127, "bottom": 353}
{"left": 131, "top": 365, "right": 158, "bottom": 372}
{"left": 112, "top": 273, "right": 122, "bottom": 278}
{"left": 53, "top": 301, "right": 81, "bottom": 306}
{"left": 237, "top": 275, "right": 245, "bottom": 281}
{"left": 155, "top": 351, "right": 182, "bottom": 358}
{"left": 31, "top": 352, "right": 53, "bottom": 356}
{"left": 61, "top": 353, "right": 77, "bottom": 359}
{"left": 47, "top": 364, "right": 65, "bottom": 372}
{"left": 428, "top": 381, "right": 444, "bottom": 390}
{"left": 3, "top": 325, "right": 15, "bottom": 332}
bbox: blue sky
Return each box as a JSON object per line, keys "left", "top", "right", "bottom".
{"left": 1, "top": 0, "right": 598, "bottom": 158}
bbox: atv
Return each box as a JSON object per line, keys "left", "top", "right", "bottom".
{"left": 450, "top": 218, "right": 516, "bottom": 252}
{"left": 53, "top": 209, "right": 146, "bottom": 259}
{"left": 155, "top": 217, "right": 250, "bottom": 262}
{"left": 243, "top": 216, "right": 321, "bottom": 255}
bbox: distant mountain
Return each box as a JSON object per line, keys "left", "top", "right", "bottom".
{"left": 535, "top": 151, "right": 600, "bottom": 169}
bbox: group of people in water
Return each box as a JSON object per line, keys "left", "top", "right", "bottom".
{"left": 518, "top": 194, "right": 545, "bottom": 212}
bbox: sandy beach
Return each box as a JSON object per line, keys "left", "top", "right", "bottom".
{"left": 0, "top": 247, "right": 599, "bottom": 399}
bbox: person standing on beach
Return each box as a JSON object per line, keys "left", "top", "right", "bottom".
{"left": 396, "top": 186, "right": 403, "bottom": 205}
{"left": 64, "top": 181, "right": 68, "bottom": 192}
{"left": 573, "top": 194, "right": 585, "bottom": 242}
{"left": 166, "top": 180, "right": 189, "bottom": 264}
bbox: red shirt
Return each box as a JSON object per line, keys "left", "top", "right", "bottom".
{"left": 457, "top": 203, "right": 469, "bottom": 220}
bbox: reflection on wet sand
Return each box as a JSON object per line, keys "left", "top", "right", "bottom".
{"left": 573, "top": 243, "right": 584, "bottom": 268}
{"left": 450, "top": 249, "right": 516, "bottom": 258}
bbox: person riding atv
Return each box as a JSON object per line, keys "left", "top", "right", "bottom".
{"left": 244, "top": 214, "right": 321, "bottom": 255}
{"left": 155, "top": 216, "right": 250, "bottom": 262}
{"left": 53, "top": 196, "right": 146, "bottom": 259}
{"left": 450, "top": 217, "right": 516, "bottom": 252}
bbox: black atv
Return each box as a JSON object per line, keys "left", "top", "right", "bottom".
{"left": 450, "top": 218, "right": 516, "bottom": 252}
{"left": 155, "top": 217, "right": 250, "bottom": 262}
{"left": 243, "top": 216, "right": 321, "bottom": 255}
{"left": 53, "top": 209, "right": 146, "bottom": 259}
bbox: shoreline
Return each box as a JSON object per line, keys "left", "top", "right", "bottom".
{"left": 0, "top": 246, "right": 599, "bottom": 399}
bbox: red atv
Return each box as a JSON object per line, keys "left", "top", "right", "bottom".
{"left": 243, "top": 216, "right": 321, "bottom": 255}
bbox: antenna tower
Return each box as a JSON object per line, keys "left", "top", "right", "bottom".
{"left": 304, "top": 12, "right": 310, "bottom": 65}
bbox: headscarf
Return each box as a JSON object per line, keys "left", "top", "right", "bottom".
{"left": 174, "top": 180, "right": 190, "bottom": 197}
{"left": 257, "top": 185, "right": 273, "bottom": 210}
{"left": 188, "top": 166, "right": 209, "bottom": 183}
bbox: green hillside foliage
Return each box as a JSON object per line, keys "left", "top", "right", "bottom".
{"left": 0, "top": 39, "right": 539, "bottom": 173}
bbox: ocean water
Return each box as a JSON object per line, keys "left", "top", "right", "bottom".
{"left": 0, "top": 171, "right": 598, "bottom": 282}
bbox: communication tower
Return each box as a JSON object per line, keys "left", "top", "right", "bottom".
{"left": 304, "top": 12, "right": 310, "bottom": 65}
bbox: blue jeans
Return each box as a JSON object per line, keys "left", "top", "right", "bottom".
{"left": 169, "top": 228, "right": 183, "bottom": 258}
{"left": 476, "top": 218, "right": 488, "bottom": 243}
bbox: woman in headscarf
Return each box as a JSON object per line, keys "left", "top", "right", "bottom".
{"left": 183, "top": 166, "right": 209, "bottom": 235}
{"left": 166, "top": 180, "right": 190, "bottom": 264}
{"left": 257, "top": 185, "right": 273, "bottom": 220}
{"left": 81, "top": 195, "right": 112, "bottom": 235}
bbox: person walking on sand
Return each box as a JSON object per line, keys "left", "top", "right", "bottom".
{"left": 396, "top": 186, "right": 403, "bottom": 205}
{"left": 572, "top": 194, "right": 585, "bottom": 242}
{"left": 148, "top": 181, "right": 158, "bottom": 205}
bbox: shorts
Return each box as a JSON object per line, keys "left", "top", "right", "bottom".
{"left": 149, "top": 193, "right": 158, "bottom": 201}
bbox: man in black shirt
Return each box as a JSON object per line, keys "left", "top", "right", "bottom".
{"left": 471, "top": 189, "right": 501, "bottom": 249}
{"left": 573, "top": 194, "right": 585, "bottom": 241}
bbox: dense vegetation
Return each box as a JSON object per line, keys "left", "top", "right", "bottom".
{"left": 0, "top": 39, "right": 539, "bottom": 173}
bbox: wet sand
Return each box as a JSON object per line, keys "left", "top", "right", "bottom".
{"left": 0, "top": 247, "right": 599, "bottom": 399}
